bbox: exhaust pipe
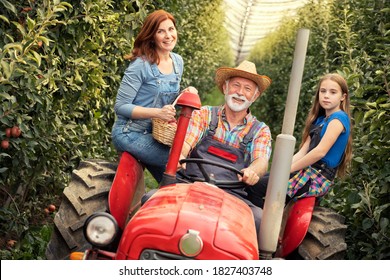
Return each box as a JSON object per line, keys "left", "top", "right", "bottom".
{"left": 258, "top": 28, "right": 310, "bottom": 259}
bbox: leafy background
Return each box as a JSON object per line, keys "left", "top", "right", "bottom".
{"left": 0, "top": 0, "right": 388, "bottom": 259}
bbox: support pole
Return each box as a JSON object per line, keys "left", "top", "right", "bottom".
{"left": 258, "top": 28, "right": 310, "bottom": 259}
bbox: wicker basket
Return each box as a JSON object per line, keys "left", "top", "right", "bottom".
{"left": 152, "top": 94, "right": 181, "bottom": 146}
{"left": 152, "top": 118, "right": 177, "bottom": 146}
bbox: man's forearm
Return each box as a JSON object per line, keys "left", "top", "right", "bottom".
{"left": 248, "top": 157, "right": 268, "bottom": 177}
{"left": 180, "top": 141, "right": 192, "bottom": 159}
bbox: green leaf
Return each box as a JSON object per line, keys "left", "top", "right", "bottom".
{"left": 30, "top": 50, "right": 42, "bottom": 67}
{"left": 0, "top": 15, "right": 10, "bottom": 24}
{"left": 362, "top": 218, "right": 374, "bottom": 230}
{"left": 363, "top": 109, "right": 376, "bottom": 121}
{"left": 26, "top": 16, "right": 36, "bottom": 31}
{"left": 37, "top": 36, "right": 52, "bottom": 47}
{"left": 3, "top": 42, "right": 23, "bottom": 52}
{"left": 0, "top": 0, "right": 17, "bottom": 14}
{"left": 0, "top": 167, "right": 8, "bottom": 173}
{"left": 28, "top": 141, "right": 39, "bottom": 147}
{"left": 11, "top": 21, "right": 26, "bottom": 37}
{"left": 379, "top": 217, "right": 389, "bottom": 231}
{"left": 365, "top": 102, "right": 377, "bottom": 109}
{"left": 379, "top": 103, "right": 390, "bottom": 109}
{"left": 59, "top": 2, "right": 73, "bottom": 9}
{"left": 0, "top": 60, "right": 11, "bottom": 79}
{"left": 0, "top": 92, "right": 16, "bottom": 102}
{"left": 353, "top": 157, "right": 364, "bottom": 163}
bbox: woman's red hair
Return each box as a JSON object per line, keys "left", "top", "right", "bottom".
{"left": 126, "top": 10, "right": 176, "bottom": 64}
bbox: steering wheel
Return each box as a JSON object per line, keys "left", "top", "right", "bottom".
{"left": 178, "top": 158, "right": 245, "bottom": 189}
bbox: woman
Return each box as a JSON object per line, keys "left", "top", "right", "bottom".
{"left": 247, "top": 73, "right": 353, "bottom": 207}
{"left": 111, "top": 10, "right": 186, "bottom": 183}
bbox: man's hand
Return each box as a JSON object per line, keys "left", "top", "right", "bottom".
{"left": 177, "top": 153, "right": 187, "bottom": 171}
{"left": 177, "top": 142, "right": 192, "bottom": 171}
{"left": 238, "top": 167, "right": 259, "bottom": 186}
{"left": 182, "top": 86, "right": 198, "bottom": 95}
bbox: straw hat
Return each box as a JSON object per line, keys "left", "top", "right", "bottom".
{"left": 215, "top": 60, "right": 272, "bottom": 95}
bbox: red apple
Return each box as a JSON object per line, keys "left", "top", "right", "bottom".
{"left": 48, "top": 204, "right": 56, "bottom": 212}
{"left": 1, "top": 139, "right": 9, "bottom": 149}
{"left": 5, "top": 128, "right": 11, "bottom": 138}
{"left": 11, "top": 126, "right": 21, "bottom": 138}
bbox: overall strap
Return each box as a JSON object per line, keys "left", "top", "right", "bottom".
{"left": 208, "top": 106, "right": 220, "bottom": 136}
{"left": 308, "top": 121, "right": 325, "bottom": 152}
{"left": 240, "top": 120, "right": 260, "bottom": 150}
{"left": 170, "top": 52, "right": 180, "bottom": 74}
{"left": 150, "top": 59, "right": 160, "bottom": 77}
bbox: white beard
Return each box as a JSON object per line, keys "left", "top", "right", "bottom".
{"left": 225, "top": 93, "right": 253, "bottom": 112}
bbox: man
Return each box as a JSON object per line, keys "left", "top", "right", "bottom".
{"left": 177, "top": 60, "right": 272, "bottom": 234}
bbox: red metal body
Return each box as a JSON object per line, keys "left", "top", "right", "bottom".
{"left": 275, "top": 197, "right": 316, "bottom": 257}
{"left": 108, "top": 152, "right": 144, "bottom": 229}
{"left": 115, "top": 183, "right": 258, "bottom": 260}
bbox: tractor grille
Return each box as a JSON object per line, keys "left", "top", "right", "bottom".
{"left": 140, "top": 249, "right": 192, "bottom": 260}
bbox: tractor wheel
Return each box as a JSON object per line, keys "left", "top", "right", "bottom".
{"left": 297, "top": 206, "right": 347, "bottom": 260}
{"left": 45, "top": 159, "right": 117, "bottom": 260}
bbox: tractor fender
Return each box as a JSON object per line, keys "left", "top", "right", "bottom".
{"left": 275, "top": 196, "right": 316, "bottom": 258}
{"left": 108, "top": 152, "right": 145, "bottom": 229}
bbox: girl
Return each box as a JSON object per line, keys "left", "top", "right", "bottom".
{"left": 247, "top": 73, "right": 353, "bottom": 207}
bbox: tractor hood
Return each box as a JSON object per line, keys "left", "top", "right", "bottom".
{"left": 116, "top": 182, "right": 258, "bottom": 260}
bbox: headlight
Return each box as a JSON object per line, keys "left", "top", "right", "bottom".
{"left": 84, "top": 212, "right": 119, "bottom": 247}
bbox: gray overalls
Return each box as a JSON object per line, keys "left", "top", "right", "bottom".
{"left": 179, "top": 106, "right": 263, "bottom": 234}
{"left": 308, "top": 121, "right": 337, "bottom": 180}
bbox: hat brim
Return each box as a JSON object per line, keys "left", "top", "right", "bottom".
{"left": 215, "top": 67, "right": 272, "bottom": 95}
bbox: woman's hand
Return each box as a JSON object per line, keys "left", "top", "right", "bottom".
{"left": 158, "top": 105, "right": 176, "bottom": 122}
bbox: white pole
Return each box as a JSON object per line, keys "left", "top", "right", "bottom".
{"left": 258, "top": 28, "right": 310, "bottom": 259}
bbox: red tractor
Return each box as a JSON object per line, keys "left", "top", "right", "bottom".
{"left": 45, "top": 29, "right": 347, "bottom": 260}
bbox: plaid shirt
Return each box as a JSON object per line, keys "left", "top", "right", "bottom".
{"left": 185, "top": 105, "right": 272, "bottom": 163}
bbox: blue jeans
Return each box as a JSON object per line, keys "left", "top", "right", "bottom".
{"left": 111, "top": 120, "right": 170, "bottom": 183}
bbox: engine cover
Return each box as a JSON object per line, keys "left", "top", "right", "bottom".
{"left": 115, "top": 182, "right": 258, "bottom": 260}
